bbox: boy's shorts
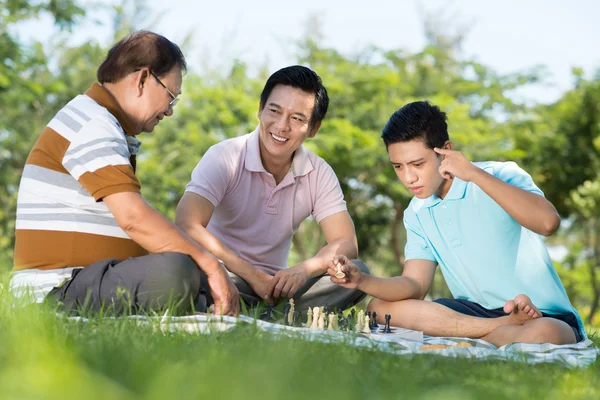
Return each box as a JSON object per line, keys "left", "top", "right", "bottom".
{"left": 434, "top": 297, "right": 583, "bottom": 343}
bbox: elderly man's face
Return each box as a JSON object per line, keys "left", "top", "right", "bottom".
{"left": 138, "top": 65, "right": 182, "bottom": 134}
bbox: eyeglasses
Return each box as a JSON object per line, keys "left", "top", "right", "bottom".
{"left": 150, "top": 71, "right": 179, "bottom": 109}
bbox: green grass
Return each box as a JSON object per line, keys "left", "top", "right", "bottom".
{"left": 1, "top": 278, "right": 599, "bottom": 399}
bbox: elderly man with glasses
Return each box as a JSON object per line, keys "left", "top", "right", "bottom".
{"left": 10, "top": 31, "right": 239, "bottom": 316}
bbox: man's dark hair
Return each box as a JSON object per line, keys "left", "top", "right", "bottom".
{"left": 259, "top": 65, "right": 329, "bottom": 128}
{"left": 97, "top": 30, "right": 187, "bottom": 83}
{"left": 381, "top": 101, "right": 449, "bottom": 149}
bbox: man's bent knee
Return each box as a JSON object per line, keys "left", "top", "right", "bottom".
{"left": 517, "top": 318, "right": 577, "bottom": 345}
{"left": 142, "top": 253, "right": 201, "bottom": 312}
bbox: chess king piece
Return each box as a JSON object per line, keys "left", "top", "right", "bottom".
{"left": 362, "top": 315, "right": 371, "bottom": 334}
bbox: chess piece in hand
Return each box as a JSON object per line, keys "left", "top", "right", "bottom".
{"left": 327, "top": 255, "right": 364, "bottom": 289}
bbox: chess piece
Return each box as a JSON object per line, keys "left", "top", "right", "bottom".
{"left": 327, "top": 313, "right": 336, "bottom": 331}
{"left": 306, "top": 308, "right": 313, "bottom": 328}
{"left": 283, "top": 302, "right": 291, "bottom": 325}
{"left": 287, "top": 299, "right": 295, "bottom": 325}
{"left": 335, "top": 263, "right": 346, "bottom": 279}
{"left": 362, "top": 315, "right": 371, "bottom": 334}
{"left": 311, "top": 307, "right": 320, "bottom": 329}
{"left": 264, "top": 304, "right": 273, "bottom": 321}
{"left": 318, "top": 311, "right": 326, "bottom": 329}
{"left": 356, "top": 310, "right": 365, "bottom": 331}
{"left": 384, "top": 314, "right": 392, "bottom": 333}
{"left": 371, "top": 312, "right": 378, "bottom": 328}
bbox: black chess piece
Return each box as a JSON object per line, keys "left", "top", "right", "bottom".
{"left": 350, "top": 309, "right": 356, "bottom": 319}
{"left": 338, "top": 315, "right": 348, "bottom": 331}
{"left": 383, "top": 314, "right": 392, "bottom": 333}
{"left": 371, "top": 312, "right": 378, "bottom": 328}
{"left": 283, "top": 302, "right": 291, "bottom": 325}
{"left": 264, "top": 304, "right": 273, "bottom": 321}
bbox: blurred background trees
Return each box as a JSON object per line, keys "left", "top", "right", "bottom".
{"left": 2, "top": 0, "right": 599, "bottom": 324}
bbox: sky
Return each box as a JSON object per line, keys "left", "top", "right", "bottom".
{"left": 15, "top": 0, "right": 600, "bottom": 104}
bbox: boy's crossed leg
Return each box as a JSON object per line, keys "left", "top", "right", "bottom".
{"left": 367, "top": 294, "right": 577, "bottom": 347}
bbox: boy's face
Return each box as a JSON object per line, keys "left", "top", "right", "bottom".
{"left": 387, "top": 139, "right": 450, "bottom": 199}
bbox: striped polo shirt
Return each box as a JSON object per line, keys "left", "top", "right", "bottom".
{"left": 11, "top": 83, "right": 148, "bottom": 300}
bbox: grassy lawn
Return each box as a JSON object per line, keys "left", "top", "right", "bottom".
{"left": 1, "top": 280, "right": 599, "bottom": 399}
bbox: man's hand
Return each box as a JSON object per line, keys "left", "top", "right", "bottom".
{"left": 434, "top": 147, "right": 479, "bottom": 182}
{"left": 267, "top": 265, "right": 309, "bottom": 302}
{"left": 206, "top": 262, "right": 240, "bottom": 316}
{"left": 327, "top": 255, "right": 364, "bottom": 289}
{"left": 247, "top": 270, "right": 275, "bottom": 303}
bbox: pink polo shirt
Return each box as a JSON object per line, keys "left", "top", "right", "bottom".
{"left": 185, "top": 128, "right": 347, "bottom": 275}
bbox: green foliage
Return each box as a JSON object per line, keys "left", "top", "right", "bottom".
{"left": 2, "top": 0, "right": 600, "bottom": 317}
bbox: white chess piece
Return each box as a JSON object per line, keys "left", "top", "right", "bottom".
{"left": 306, "top": 308, "right": 313, "bottom": 328}
{"left": 362, "top": 315, "right": 371, "bottom": 334}
{"left": 332, "top": 313, "right": 339, "bottom": 331}
{"left": 327, "top": 313, "right": 335, "bottom": 331}
{"left": 335, "top": 263, "right": 346, "bottom": 279}
{"left": 287, "top": 299, "right": 295, "bottom": 325}
{"left": 356, "top": 310, "right": 365, "bottom": 331}
{"left": 311, "top": 307, "right": 320, "bottom": 329}
{"left": 318, "top": 311, "right": 325, "bottom": 329}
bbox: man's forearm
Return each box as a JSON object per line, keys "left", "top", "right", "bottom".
{"left": 358, "top": 275, "right": 423, "bottom": 302}
{"left": 293, "top": 238, "right": 358, "bottom": 278}
{"left": 177, "top": 221, "right": 264, "bottom": 282}
{"left": 470, "top": 168, "right": 561, "bottom": 236}
{"left": 122, "top": 203, "right": 221, "bottom": 274}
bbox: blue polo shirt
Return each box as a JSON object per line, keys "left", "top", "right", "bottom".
{"left": 404, "top": 161, "right": 585, "bottom": 337}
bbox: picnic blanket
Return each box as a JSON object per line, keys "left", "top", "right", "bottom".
{"left": 70, "top": 314, "right": 598, "bottom": 369}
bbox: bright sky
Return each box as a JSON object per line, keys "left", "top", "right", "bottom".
{"left": 16, "top": 0, "right": 600, "bottom": 104}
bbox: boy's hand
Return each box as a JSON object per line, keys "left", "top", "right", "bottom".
{"left": 433, "top": 148, "right": 479, "bottom": 182}
{"left": 327, "top": 255, "right": 364, "bottom": 289}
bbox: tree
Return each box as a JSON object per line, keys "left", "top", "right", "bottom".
{"left": 0, "top": 0, "right": 84, "bottom": 266}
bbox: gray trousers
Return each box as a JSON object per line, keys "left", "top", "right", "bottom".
{"left": 229, "top": 259, "right": 370, "bottom": 312}
{"left": 46, "top": 252, "right": 210, "bottom": 315}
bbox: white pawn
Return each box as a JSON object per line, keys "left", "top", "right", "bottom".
{"left": 318, "top": 311, "right": 326, "bottom": 329}
{"left": 327, "top": 313, "right": 335, "bottom": 331}
{"left": 306, "top": 308, "right": 313, "bottom": 328}
{"left": 311, "top": 307, "right": 320, "bottom": 329}
{"left": 362, "top": 315, "right": 371, "bottom": 334}
{"left": 331, "top": 313, "right": 339, "bottom": 331}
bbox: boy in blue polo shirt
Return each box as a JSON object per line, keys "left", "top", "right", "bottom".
{"left": 329, "top": 101, "right": 585, "bottom": 346}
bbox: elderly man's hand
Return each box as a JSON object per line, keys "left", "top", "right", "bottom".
{"left": 207, "top": 262, "right": 240, "bottom": 316}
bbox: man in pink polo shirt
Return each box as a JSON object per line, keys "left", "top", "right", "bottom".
{"left": 175, "top": 65, "right": 369, "bottom": 311}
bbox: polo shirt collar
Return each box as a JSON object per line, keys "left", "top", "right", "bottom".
{"left": 244, "top": 127, "right": 314, "bottom": 178}
{"left": 85, "top": 83, "right": 137, "bottom": 137}
{"left": 422, "top": 177, "right": 468, "bottom": 208}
